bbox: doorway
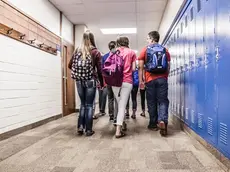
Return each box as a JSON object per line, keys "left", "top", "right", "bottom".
{"left": 62, "top": 41, "right": 75, "bottom": 116}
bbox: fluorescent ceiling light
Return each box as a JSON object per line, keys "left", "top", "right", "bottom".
{"left": 100, "top": 28, "right": 137, "bottom": 34}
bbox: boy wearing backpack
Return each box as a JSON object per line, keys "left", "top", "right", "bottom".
{"left": 138, "top": 31, "right": 170, "bottom": 136}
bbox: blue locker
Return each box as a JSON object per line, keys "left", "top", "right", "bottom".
{"left": 195, "top": 0, "right": 206, "bottom": 137}
{"left": 216, "top": 0, "right": 230, "bottom": 158}
{"left": 188, "top": 4, "right": 197, "bottom": 130}
{"left": 180, "top": 21, "right": 185, "bottom": 122}
{"left": 184, "top": 12, "right": 190, "bottom": 125}
{"left": 204, "top": 0, "right": 218, "bottom": 146}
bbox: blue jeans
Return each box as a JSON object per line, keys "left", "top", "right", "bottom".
{"left": 98, "top": 87, "right": 108, "bottom": 113}
{"left": 146, "top": 78, "right": 169, "bottom": 128}
{"left": 76, "top": 79, "right": 96, "bottom": 132}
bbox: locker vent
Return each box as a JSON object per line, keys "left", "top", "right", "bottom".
{"left": 185, "top": 108, "right": 189, "bottom": 120}
{"left": 220, "top": 123, "right": 228, "bottom": 145}
{"left": 190, "top": 7, "right": 194, "bottom": 21}
{"left": 208, "top": 117, "right": 213, "bottom": 136}
{"left": 185, "top": 16, "right": 188, "bottom": 27}
{"left": 181, "top": 106, "right": 184, "bottom": 117}
{"left": 191, "top": 110, "right": 195, "bottom": 124}
{"left": 177, "top": 104, "right": 180, "bottom": 114}
{"left": 198, "top": 113, "right": 203, "bottom": 129}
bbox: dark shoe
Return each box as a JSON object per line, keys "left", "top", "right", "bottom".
{"left": 148, "top": 125, "right": 158, "bottom": 131}
{"left": 131, "top": 114, "right": 136, "bottom": 119}
{"left": 93, "top": 114, "right": 98, "bottom": 120}
{"left": 131, "top": 110, "right": 136, "bottom": 119}
{"left": 109, "top": 115, "right": 114, "bottom": 121}
{"left": 159, "top": 121, "right": 167, "bottom": 136}
{"left": 115, "top": 131, "right": 126, "bottom": 139}
{"left": 86, "top": 131, "right": 95, "bottom": 137}
{"left": 77, "top": 128, "right": 84, "bottom": 136}
{"left": 122, "top": 122, "right": 127, "bottom": 131}
{"left": 140, "top": 112, "right": 146, "bottom": 117}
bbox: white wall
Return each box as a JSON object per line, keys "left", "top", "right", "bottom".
{"left": 62, "top": 14, "right": 74, "bottom": 44}
{"left": 0, "top": 35, "right": 62, "bottom": 134}
{"left": 7, "top": 0, "right": 60, "bottom": 36}
{"left": 158, "top": 0, "right": 184, "bottom": 43}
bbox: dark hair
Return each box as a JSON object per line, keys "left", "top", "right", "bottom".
{"left": 148, "top": 31, "right": 160, "bottom": 43}
{"left": 108, "top": 41, "right": 116, "bottom": 50}
{"left": 116, "top": 36, "right": 129, "bottom": 48}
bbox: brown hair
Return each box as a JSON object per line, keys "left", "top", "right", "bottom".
{"left": 116, "top": 36, "right": 129, "bottom": 48}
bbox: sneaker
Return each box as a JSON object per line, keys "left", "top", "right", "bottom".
{"left": 109, "top": 114, "right": 114, "bottom": 121}
{"left": 86, "top": 130, "right": 95, "bottom": 137}
{"left": 158, "top": 121, "right": 168, "bottom": 136}
{"left": 131, "top": 110, "right": 136, "bottom": 119}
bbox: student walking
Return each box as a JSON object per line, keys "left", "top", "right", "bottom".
{"left": 110, "top": 36, "right": 136, "bottom": 138}
{"left": 69, "top": 31, "right": 103, "bottom": 136}
{"left": 102, "top": 41, "right": 117, "bottom": 121}
{"left": 138, "top": 31, "right": 171, "bottom": 136}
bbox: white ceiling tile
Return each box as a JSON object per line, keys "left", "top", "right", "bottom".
{"left": 137, "top": 0, "right": 167, "bottom": 12}
{"left": 50, "top": 0, "right": 169, "bottom": 55}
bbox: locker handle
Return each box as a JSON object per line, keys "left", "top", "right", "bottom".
{"left": 189, "top": 61, "right": 194, "bottom": 69}
{"left": 184, "top": 64, "right": 188, "bottom": 71}
{"left": 215, "top": 46, "right": 220, "bottom": 61}
{"left": 196, "top": 57, "right": 202, "bottom": 67}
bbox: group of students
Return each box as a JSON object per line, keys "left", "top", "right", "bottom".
{"left": 68, "top": 30, "right": 170, "bottom": 138}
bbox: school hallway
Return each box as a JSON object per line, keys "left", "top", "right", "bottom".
{"left": 0, "top": 102, "right": 226, "bottom": 172}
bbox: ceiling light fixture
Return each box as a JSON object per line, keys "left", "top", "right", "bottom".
{"left": 100, "top": 28, "right": 137, "bottom": 34}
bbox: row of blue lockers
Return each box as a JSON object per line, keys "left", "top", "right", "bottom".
{"left": 164, "top": 0, "right": 230, "bottom": 159}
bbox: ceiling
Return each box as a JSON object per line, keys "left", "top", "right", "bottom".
{"left": 50, "top": 0, "right": 168, "bottom": 54}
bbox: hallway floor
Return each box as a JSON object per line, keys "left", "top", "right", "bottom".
{"left": 0, "top": 110, "right": 226, "bottom": 172}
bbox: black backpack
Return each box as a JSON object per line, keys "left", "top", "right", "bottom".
{"left": 71, "top": 52, "right": 93, "bottom": 81}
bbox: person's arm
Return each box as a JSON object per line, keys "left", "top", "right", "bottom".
{"left": 95, "top": 51, "right": 104, "bottom": 88}
{"left": 166, "top": 49, "right": 171, "bottom": 73}
{"left": 138, "top": 48, "right": 146, "bottom": 87}
{"left": 132, "top": 52, "right": 137, "bottom": 71}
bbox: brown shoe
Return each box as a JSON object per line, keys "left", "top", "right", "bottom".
{"left": 159, "top": 121, "right": 167, "bottom": 136}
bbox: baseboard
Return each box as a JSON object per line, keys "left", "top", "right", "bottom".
{"left": 170, "top": 115, "right": 230, "bottom": 171}
{"left": 0, "top": 114, "right": 62, "bottom": 141}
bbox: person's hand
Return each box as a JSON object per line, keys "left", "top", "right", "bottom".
{"left": 140, "top": 81, "right": 145, "bottom": 90}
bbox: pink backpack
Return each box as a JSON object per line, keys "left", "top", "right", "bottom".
{"left": 102, "top": 50, "right": 124, "bottom": 87}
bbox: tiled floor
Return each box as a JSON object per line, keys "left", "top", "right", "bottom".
{"left": 0, "top": 108, "right": 226, "bottom": 172}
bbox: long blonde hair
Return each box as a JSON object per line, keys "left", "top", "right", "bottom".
{"left": 73, "top": 31, "right": 96, "bottom": 60}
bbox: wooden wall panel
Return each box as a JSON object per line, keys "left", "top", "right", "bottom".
{"left": 0, "top": 1, "right": 61, "bottom": 55}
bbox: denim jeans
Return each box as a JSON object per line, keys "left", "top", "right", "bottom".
{"left": 126, "top": 85, "right": 139, "bottom": 110}
{"left": 98, "top": 87, "right": 108, "bottom": 113}
{"left": 107, "top": 85, "right": 115, "bottom": 116}
{"left": 76, "top": 79, "right": 96, "bottom": 132}
{"left": 146, "top": 78, "right": 169, "bottom": 128}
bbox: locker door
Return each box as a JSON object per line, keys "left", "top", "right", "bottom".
{"left": 204, "top": 0, "right": 218, "bottom": 146}
{"left": 189, "top": 4, "right": 197, "bottom": 130}
{"left": 195, "top": 0, "right": 206, "bottom": 136}
{"left": 180, "top": 21, "right": 185, "bottom": 122}
{"left": 216, "top": 0, "right": 230, "bottom": 158}
{"left": 176, "top": 28, "right": 181, "bottom": 118}
{"left": 184, "top": 14, "right": 190, "bottom": 125}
